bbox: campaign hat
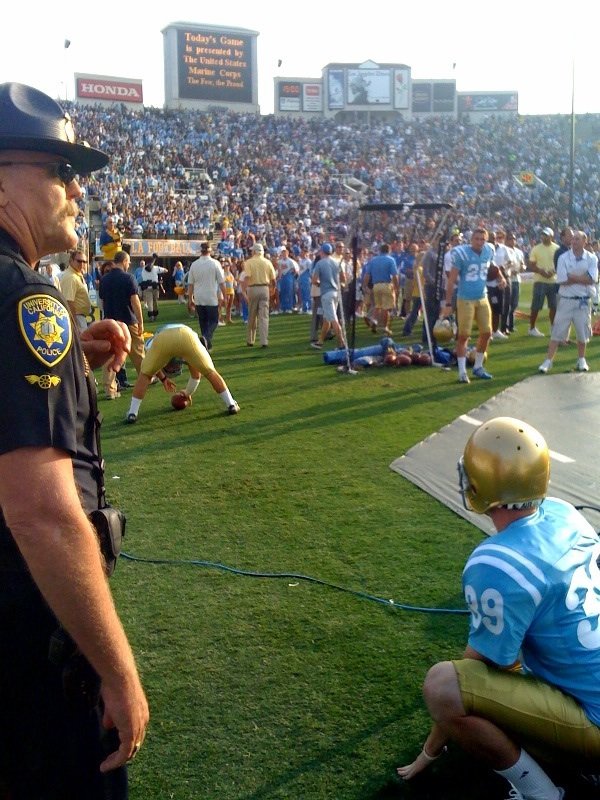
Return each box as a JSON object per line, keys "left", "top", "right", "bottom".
{"left": 0, "top": 82, "right": 108, "bottom": 173}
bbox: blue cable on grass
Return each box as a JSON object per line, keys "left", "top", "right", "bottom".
{"left": 120, "top": 552, "right": 469, "bottom": 616}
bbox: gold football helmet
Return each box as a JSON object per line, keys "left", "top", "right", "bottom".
{"left": 458, "top": 417, "right": 550, "bottom": 514}
{"left": 433, "top": 317, "right": 456, "bottom": 344}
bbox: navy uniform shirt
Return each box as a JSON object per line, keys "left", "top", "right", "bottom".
{"left": 99, "top": 269, "right": 139, "bottom": 324}
{"left": 0, "top": 232, "right": 101, "bottom": 567}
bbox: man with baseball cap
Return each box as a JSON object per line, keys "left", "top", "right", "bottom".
{"left": 0, "top": 83, "right": 148, "bottom": 796}
{"left": 528, "top": 227, "right": 559, "bottom": 337}
{"left": 243, "top": 242, "right": 277, "bottom": 347}
{"left": 311, "top": 243, "right": 346, "bottom": 350}
{"left": 187, "top": 241, "right": 225, "bottom": 351}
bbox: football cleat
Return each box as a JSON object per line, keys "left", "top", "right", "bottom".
{"left": 503, "top": 788, "right": 524, "bottom": 800}
{"left": 472, "top": 367, "right": 493, "bottom": 380}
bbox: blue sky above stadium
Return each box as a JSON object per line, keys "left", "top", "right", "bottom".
{"left": 5, "top": 0, "right": 598, "bottom": 115}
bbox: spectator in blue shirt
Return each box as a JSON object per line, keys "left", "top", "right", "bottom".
{"left": 362, "top": 244, "right": 398, "bottom": 335}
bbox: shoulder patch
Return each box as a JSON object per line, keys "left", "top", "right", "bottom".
{"left": 18, "top": 294, "right": 73, "bottom": 368}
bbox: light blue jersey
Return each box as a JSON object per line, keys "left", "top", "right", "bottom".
{"left": 463, "top": 497, "right": 600, "bottom": 724}
{"left": 452, "top": 243, "right": 495, "bottom": 300}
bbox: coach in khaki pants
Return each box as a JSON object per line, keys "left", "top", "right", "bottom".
{"left": 243, "top": 244, "right": 277, "bottom": 347}
{"left": 99, "top": 250, "right": 145, "bottom": 398}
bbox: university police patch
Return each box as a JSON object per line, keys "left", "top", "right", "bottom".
{"left": 18, "top": 295, "right": 72, "bottom": 368}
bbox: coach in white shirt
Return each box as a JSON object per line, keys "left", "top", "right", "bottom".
{"left": 538, "top": 230, "right": 598, "bottom": 374}
{"left": 187, "top": 242, "right": 225, "bottom": 351}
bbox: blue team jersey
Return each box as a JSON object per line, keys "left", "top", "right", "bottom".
{"left": 451, "top": 243, "right": 495, "bottom": 300}
{"left": 463, "top": 498, "right": 600, "bottom": 724}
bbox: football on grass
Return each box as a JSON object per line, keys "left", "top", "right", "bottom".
{"left": 171, "top": 391, "right": 191, "bottom": 410}
{"left": 396, "top": 353, "right": 412, "bottom": 367}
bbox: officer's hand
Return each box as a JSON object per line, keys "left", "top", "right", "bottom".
{"left": 99, "top": 674, "right": 149, "bottom": 772}
{"left": 81, "top": 321, "right": 131, "bottom": 371}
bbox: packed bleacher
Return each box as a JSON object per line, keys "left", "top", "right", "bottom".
{"left": 67, "top": 102, "right": 600, "bottom": 250}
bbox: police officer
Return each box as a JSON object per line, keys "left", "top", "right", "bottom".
{"left": 0, "top": 83, "right": 148, "bottom": 796}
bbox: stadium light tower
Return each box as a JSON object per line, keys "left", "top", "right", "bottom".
{"left": 568, "top": 60, "right": 575, "bottom": 227}
{"left": 62, "top": 37, "right": 72, "bottom": 101}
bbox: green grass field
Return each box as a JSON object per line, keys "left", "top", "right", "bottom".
{"left": 100, "top": 290, "right": 594, "bottom": 799}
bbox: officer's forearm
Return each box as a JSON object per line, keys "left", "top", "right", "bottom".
{"left": 0, "top": 447, "right": 140, "bottom": 687}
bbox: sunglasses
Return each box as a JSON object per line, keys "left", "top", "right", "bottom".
{"left": 74, "top": 258, "right": 88, "bottom": 264}
{"left": 0, "top": 161, "right": 79, "bottom": 185}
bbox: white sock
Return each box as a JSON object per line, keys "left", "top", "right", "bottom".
{"left": 185, "top": 378, "right": 201, "bottom": 395}
{"left": 496, "top": 749, "right": 561, "bottom": 800}
{"left": 219, "top": 388, "right": 234, "bottom": 407}
{"left": 128, "top": 397, "right": 142, "bottom": 415}
{"left": 458, "top": 356, "right": 467, "bottom": 375}
{"left": 474, "top": 352, "right": 485, "bottom": 369}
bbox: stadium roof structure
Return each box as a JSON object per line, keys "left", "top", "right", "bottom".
{"left": 323, "top": 59, "right": 410, "bottom": 69}
{"left": 161, "top": 21, "right": 259, "bottom": 36}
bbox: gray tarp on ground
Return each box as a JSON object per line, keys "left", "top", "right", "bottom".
{"left": 390, "top": 373, "right": 600, "bottom": 536}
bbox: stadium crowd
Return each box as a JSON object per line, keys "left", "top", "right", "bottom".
{"left": 67, "top": 103, "right": 600, "bottom": 252}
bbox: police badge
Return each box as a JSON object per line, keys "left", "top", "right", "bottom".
{"left": 18, "top": 294, "right": 72, "bottom": 368}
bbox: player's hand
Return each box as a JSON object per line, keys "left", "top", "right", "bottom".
{"left": 163, "top": 378, "right": 177, "bottom": 393}
{"left": 396, "top": 750, "right": 437, "bottom": 781}
{"left": 81, "top": 320, "right": 131, "bottom": 371}
{"left": 99, "top": 673, "right": 149, "bottom": 772}
{"left": 439, "top": 304, "right": 452, "bottom": 319}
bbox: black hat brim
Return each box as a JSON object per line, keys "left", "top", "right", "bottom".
{"left": 0, "top": 135, "right": 108, "bottom": 174}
